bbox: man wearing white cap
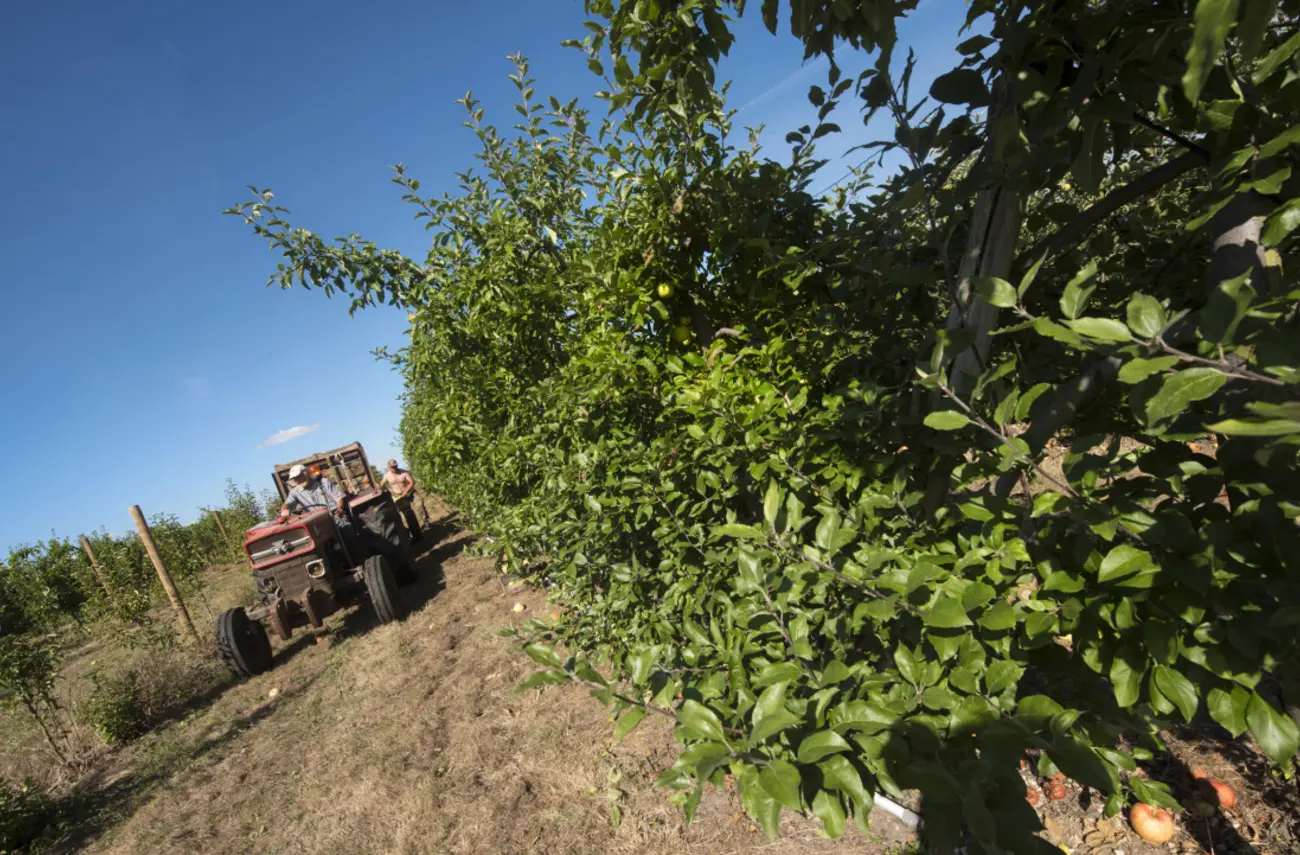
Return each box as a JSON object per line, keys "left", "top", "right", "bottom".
{"left": 278, "top": 464, "right": 348, "bottom": 522}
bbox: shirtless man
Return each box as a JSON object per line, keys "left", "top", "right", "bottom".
{"left": 382, "top": 459, "right": 422, "bottom": 543}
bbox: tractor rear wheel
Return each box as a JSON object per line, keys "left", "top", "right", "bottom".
{"left": 362, "top": 554, "right": 404, "bottom": 624}
{"left": 356, "top": 501, "right": 416, "bottom": 584}
{"left": 216, "top": 607, "right": 273, "bottom": 678}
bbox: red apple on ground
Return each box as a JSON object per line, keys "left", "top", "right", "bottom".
{"left": 1130, "top": 803, "right": 1175, "bottom": 843}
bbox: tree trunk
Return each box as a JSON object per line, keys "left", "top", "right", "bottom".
{"left": 922, "top": 79, "right": 1024, "bottom": 516}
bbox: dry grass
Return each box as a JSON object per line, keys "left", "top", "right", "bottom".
{"left": 33, "top": 519, "right": 913, "bottom": 855}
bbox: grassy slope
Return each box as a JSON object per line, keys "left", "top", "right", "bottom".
{"left": 40, "top": 522, "right": 914, "bottom": 855}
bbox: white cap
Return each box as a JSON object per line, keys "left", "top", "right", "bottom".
{"left": 288, "top": 464, "right": 307, "bottom": 480}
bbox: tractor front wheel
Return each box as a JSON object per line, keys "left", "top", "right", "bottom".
{"left": 216, "top": 607, "right": 273, "bottom": 678}
{"left": 362, "top": 555, "right": 404, "bottom": 624}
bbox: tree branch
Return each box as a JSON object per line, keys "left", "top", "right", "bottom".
{"left": 1131, "top": 112, "right": 1213, "bottom": 160}
{"left": 1014, "top": 151, "right": 1204, "bottom": 280}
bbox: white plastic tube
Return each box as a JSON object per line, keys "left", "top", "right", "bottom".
{"left": 873, "top": 791, "right": 922, "bottom": 829}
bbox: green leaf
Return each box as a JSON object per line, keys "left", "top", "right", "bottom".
{"left": 963, "top": 789, "right": 997, "bottom": 845}
{"left": 798, "top": 730, "right": 852, "bottom": 763}
{"left": 1145, "top": 369, "right": 1228, "bottom": 425}
{"left": 754, "top": 662, "right": 804, "bottom": 687}
{"left": 754, "top": 681, "right": 788, "bottom": 723}
{"left": 1059, "top": 261, "right": 1098, "bottom": 320}
{"left": 1262, "top": 199, "right": 1300, "bottom": 246}
{"left": 1258, "top": 125, "right": 1300, "bottom": 159}
{"left": 1024, "top": 611, "right": 1058, "bottom": 641}
{"left": 929, "top": 69, "right": 990, "bottom": 106}
{"left": 1118, "top": 356, "right": 1179, "bottom": 384}
{"left": 924, "top": 595, "right": 973, "bottom": 628}
{"left": 763, "top": 481, "right": 781, "bottom": 529}
{"left": 1183, "top": 0, "right": 1240, "bottom": 103}
{"left": 1206, "top": 418, "right": 1300, "bottom": 436}
{"left": 924, "top": 411, "right": 970, "bottom": 431}
{"left": 740, "top": 767, "right": 781, "bottom": 838}
{"left": 629, "top": 647, "right": 656, "bottom": 685}
{"left": 895, "top": 645, "right": 922, "bottom": 687}
{"left": 1067, "top": 317, "right": 1132, "bottom": 343}
{"left": 1071, "top": 119, "right": 1106, "bottom": 195}
{"left": 614, "top": 707, "right": 647, "bottom": 742}
{"left": 750, "top": 709, "right": 802, "bottom": 745}
{"left": 1130, "top": 776, "right": 1182, "bottom": 811}
{"left": 1207, "top": 687, "right": 1247, "bottom": 737}
{"left": 519, "top": 669, "right": 570, "bottom": 690}
{"left": 1097, "top": 545, "right": 1153, "bottom": 583}
{"left": 1126, "top": 294, "right": 1166, "bottom": 338}
{"left": 811, "top": 788, "right": 846, "bottom": 839}
{"left": 974, "top": 276, "right": 1017, "bottom": 308}
{"left": 957, "top": 35, "right": 995, "bottom": 54}
{"left": 829, "top": 700, "right": 895, "bottom": 734}
{"left": 1144, "top": 621, "right": 1179, "bottom": 665}
{"left": 737, "top": 551, "right": 765, "bottom": 593}
{"left": 1246, "top": 692, "right": 1300, "bottom": 768}
{"left": 1254, "top": 32, "right": 1300, "bottom": 84}
{"left": 714, "top": 523, "right": 765, "bottom": 540}
{"left": 1240, "top": 0, "right": 1279, "bottom": 59}
{"left": 1110, "top": 648, "right": 1146, "bottom": 708}
{"left": 815, "top": 509, "right": 842, "bottom": 551}
{"left": 1201, "top": 271, "right": 1254, "bottom": 344}
{"left": 978, "top": 601, "right": 1018, "bottom": 631}
{"left": 759, "top": 758, "right": 803, "bottom": 810}
{"left": 1050, "top": 737, "right": 1117, "bottom": 794}
{"left": 1018, "top": 694, "right": 1065, "bottom": 727}
{"left": 821, "top": 660, "right": 852, "bottom": 685}
{"left": 524, "top": 643, "right": 563, "bottom": 669}
{"left": 584, "top": 493, "right": 601, "bottom": 514}
{"left": 679, "top": 700, "right": 726, "bottom": 743}
{"left": 1032, "top": 318, "right": 1084, "bottom": 348}
{"left": 1154, "top": 666, "right": 1200, "bottom": 722}
{"left": 819, "top": 755, "right": 872, "bottom": 812}
{"left": 985, "top": 660, "right": 1023, "bottom": 696}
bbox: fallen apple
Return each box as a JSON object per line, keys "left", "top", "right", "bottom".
{"left": 1130, "top": 803, "right": 1175, "bottom": 844}
{"left": 1200, "top": 778, "right": 1236, "bottom": 810}
{"left": 512, "top": 602, "right": 526, "bottom": 613}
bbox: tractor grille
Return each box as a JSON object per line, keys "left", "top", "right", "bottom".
{"left": 254, "top": 555, "right": 324, "bottom": 600}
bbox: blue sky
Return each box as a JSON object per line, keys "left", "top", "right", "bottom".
{"left": 0, "top": 0, "right": 970, "bottom": 551}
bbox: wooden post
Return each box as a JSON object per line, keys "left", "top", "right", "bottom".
{"left": 130, "top": 505, "right": 200, "bottom": 646}
{"left": 210, "top": 510, "right": 231, "bottom": 550}
{"left": 79, "top": 535, "right": 114, "bottom": 603}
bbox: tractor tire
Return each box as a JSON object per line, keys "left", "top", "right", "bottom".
{"left": 356, "top": 501, "right": 416, "bottom": 584}
{"left": 216, "top": 607, "right": 273, "bottom": 678}
{"left": 362, "top": 554, "right": 404, "bottom": 624}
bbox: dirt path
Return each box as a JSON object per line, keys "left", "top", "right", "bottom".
{"left": 71, "top": 520, "right": 916, "bottom": 855}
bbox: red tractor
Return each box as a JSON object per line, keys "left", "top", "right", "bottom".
{"left": 215, "top": 442, "right": 417, "bottom": 678}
